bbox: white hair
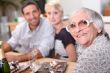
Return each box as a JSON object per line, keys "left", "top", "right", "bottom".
{"left": 71, "top": 8, "right": 104, "bottom": 33}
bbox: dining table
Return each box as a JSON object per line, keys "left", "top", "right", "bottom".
{"left": 20, "top": 58, "right": 76, "bottom": 73}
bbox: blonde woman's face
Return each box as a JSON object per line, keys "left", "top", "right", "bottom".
{"left": 46, "top": 6, "right": 63, "bottom": 25}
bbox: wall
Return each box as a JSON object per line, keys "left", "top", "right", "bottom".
{"left": 104, "top": 24, "right": 110, "bottom": 36}
{"left": 60, "top": 0, "right": 101, "bottom": 16}
{"left": 60, "top": 0, "right": 82, "bottom": 16}
{"left": 82, "top": 0, "right": 101, "bottom": 14}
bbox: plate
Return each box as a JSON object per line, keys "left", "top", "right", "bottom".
{"left": 37, "top": 61, "right": 67, "bottom": 73}
{"left": 19, "top": 61, "right": 30, "bottom": 72}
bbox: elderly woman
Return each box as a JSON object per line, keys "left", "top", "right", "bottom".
{"left": 66, "top": 8, "right": 110, "bottom": 73}
{"left": 45, "top": 1, "right": 76, "bottom": 62}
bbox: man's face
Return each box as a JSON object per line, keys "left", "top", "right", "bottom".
{"left": 22, "top": 4, "right": 41, "bottom": 26}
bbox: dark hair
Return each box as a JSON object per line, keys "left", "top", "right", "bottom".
{"left": 21, "top": 0, "right": 40, "bottom": 14}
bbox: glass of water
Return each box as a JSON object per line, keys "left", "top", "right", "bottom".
{"left": 30, "top": 49, "right": 41, "bottom": 73}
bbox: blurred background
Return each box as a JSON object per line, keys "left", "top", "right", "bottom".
{"left": 0, "top": 0, "right": 110, "bottom": 22}
{"left": 0, "top": 0, "right": 47, "bottom": 22}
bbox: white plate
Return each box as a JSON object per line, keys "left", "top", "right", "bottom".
{"left": 19, "top": 61, "right": 30, "bottom": 72}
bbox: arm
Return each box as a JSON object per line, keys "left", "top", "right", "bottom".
{"left": 74, "top": 52, "right": 97, "bottom": 73}
{"left": 17, "top": 49, "right": 43, "bottom": 62}
{"left": 59, "top": 28, "right": 76, "bottom": 62}
{"left": 3, "top": 23, "right": 23, "bottom": 52}
{"left": 5, "top": 49, "right": 43, "bottom": 62}
{"left": 73, "top": 47, "right": 109, "bottom": 73}
{"left": 2, "top": 42, "right": 12, "bottom": 52}
{"left": 65, "top": 43, "right": 77, "bottom": 62}
{"left": 1, "top": 24, "right": 21, "bottom": 52}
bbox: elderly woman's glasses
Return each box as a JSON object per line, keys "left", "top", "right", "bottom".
{"left": 66, "top": 20, "right": 93, "bottom": 32}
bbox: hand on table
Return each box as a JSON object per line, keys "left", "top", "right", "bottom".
{"left": 5, "top": 52, "right": 22, "bottom": 62}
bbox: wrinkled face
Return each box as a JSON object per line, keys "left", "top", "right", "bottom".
{"left": 22, "top": 4, "right": 41, "bottom": 26}
{"left": 68, "top": 11, "right": 99, "bottom": 47}
{"left": 46, "top": 6, "right": 63, "bottom": 25}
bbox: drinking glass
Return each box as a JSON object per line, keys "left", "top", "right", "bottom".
{"left": 30, "top": 49, "right": 41, "bottom": 73}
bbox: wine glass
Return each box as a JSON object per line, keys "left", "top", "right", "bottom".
{"left": 29, "top": 48, "right": 41, "bottom": 73}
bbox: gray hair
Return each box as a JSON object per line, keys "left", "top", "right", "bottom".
{"left": 71, "top": 8, "right": 110, "bottom": 39}
{"left": 72, "top": 8, "right": 104, "bottom": 34}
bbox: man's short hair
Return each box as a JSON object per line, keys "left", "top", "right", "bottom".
{"left": 21, "top": 0, "right": 40, "bottom": 14}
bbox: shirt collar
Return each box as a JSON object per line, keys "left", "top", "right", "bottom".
{"left": 25, "top": 18, "right": 42, "bottom": 33}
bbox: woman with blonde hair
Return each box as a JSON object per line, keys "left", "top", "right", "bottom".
{"left": 45, "top": 1, "right": 76, "bottom": 62}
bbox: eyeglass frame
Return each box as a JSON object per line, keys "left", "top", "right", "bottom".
{"left": 66, "top": 19, "right": 93, "bottom": 32}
